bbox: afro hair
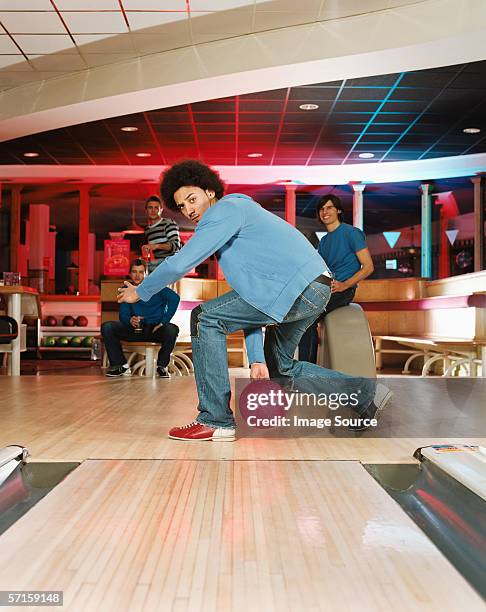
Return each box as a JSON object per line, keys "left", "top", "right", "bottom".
{"left": 160, "top": 160, "right": 226, "bottom": 210}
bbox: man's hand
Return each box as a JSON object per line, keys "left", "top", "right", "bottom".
{"left": 331, "top": 279, "right": 348, "bottom": 293}
{"left": 117, "top": 282, "right": 140, "bottom": 304}
{"left": 142, "top": 242, "right": 172, "bottom": 252}
{"left": 152, "top": 323, "right": 162, "bottom": 333}
{"left": 130, "top": 315, "right": 141, "bottom": 328}
{"left": 250, "top": 362, "right": 269, "bottom": 379}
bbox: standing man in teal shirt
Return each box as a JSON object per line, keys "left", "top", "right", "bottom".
{"left": 117, "top": 161, "right": 391, "bottom": 441}
{"left": 299, "top": 195, "right": 374, "bottom": 363}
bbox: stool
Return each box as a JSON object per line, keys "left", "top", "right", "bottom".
{"left": 118, "top": 341, "right": 194, "bottom": 377}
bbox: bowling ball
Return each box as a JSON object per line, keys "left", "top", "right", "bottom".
{"left": 56, "top": 336, "right": 70, "bottom": 346}
{"left": 70, "top": 336, "right": 83, "bottom": 346}
{"left": 45, "top": 316, "right": 57, "bottom": 327}
{"left": 44, "top": 336, "right": 57, "bottom": 347}
{"left": 63, "top": 315, "right": 75, "bottom": 327}
{"left": 75, "top": 315, "right": 88, "bottom": 327}
{"left": 82, "top": 336, "right": 94, "bottom": 347}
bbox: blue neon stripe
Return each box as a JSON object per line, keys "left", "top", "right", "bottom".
{"left": 341, "top": 73, "right": 406, "bottom": 164}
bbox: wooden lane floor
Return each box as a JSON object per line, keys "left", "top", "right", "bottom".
{"left": 0, "top": 459, "right": 484, "bottom": 612}
{"left": 1, "top": 375, "right": 485, "bottom": 462}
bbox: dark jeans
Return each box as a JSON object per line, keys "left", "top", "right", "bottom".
{"left": 298, "top": 287, "right": 356, "bottom": 363}
{"left": 101, "top": 321, "right": 179, "bottom": 368}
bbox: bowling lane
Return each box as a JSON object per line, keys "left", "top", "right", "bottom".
{"left": 0, "top": 459, "right": 483, "bottom": 612}
{"left": 1, "top": 376, "right": 485, "bottom": 463}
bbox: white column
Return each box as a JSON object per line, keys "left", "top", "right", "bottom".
{"left": 7, "top": 293, "right": 21, "bottom": 376}
{"left": 28, "top": 204, "right": 50, "bottom": 270}
{"left": 351, "top": 183, "right": 365, "bottom": 230}
{"left": 420, "top": 183, "right": 432, "bottom": 278}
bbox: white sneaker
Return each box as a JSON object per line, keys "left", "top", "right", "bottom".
{"left": 212, "top": 427, "right": 236, "bottom": 442}
{"left": 374, "top": 382, "right": 394, "bottom": 411}
{"left": 348, "top": 382, "right": 393, "bottom": 432}
{"left": 105, "top": 364, "right": 132, "bottom": 377}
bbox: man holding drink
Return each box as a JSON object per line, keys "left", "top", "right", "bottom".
{"left": 142, "top": 195, "right": 182, "bottom": 273}
{"left": 101, "top": 259, "right": 180, "bottom": 378}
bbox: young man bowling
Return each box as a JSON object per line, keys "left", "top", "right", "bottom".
{"left": 117, "top": 161, "right": 392, "bottom": 441}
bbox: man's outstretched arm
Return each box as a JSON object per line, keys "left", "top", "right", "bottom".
{"left": 118, "top": 204, "right": 244, "bottom": 304}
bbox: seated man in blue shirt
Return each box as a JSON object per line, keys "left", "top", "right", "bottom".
{"left": 117, "top": 161, "right": 392, "bottom": 440}
{"left": 299, "top": 195, "right": 374, "bottom": 363}
{"left": 101, "top": 259, "right": 180, "bottom": 378}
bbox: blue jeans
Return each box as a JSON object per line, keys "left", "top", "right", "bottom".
{"left": 298, "top": 287, "right": 356, "bottom": 363}
{"left": 190, "top": 281, "right": 375, "bottom": 429}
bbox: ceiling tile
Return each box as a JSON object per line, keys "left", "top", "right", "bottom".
{"left": 73, "top": 33, "right": 134, "bottom": 53}
{"left": 122, "top": 0, "right": 186, "bottom": 9}
{"left": 126, "top": 11, "right": 187, "bottom": 30}
{"left": 61, "top": 11, "right": 128, "bottom": 34}
{"left": 243, "top": 89, "right": 287, "bottom": 101}
{"left": 190, "top": 7, "right": 252, "bottom": 39}
{"left": 13, "top": 34, "right": 76, "bottom": 54}
{"left": 28, "top": 52, "right": 86, "bottom": 71}
{"left": 289, "top": 87, "right": 338, "bottom": 101}
{"left": 55, "top": 0, "right": 120, "bottom": 8}
{"left": 189, "top": 0, "right": 254, "bottom": 9}
{"left": 0, "top": 34, "right": 20, "bottom": 53}
{"left": 341, "top": 87, "right": 387, "bottom": 101}
{"left": 0, "top": 11, "right": 66, "bottom": 34}
{"left": 0, "top": 0, "right": 53, "bottom": 8}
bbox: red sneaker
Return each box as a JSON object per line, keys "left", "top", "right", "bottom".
{"left": 168, "top": 421, "right": 236, "bottom": 442}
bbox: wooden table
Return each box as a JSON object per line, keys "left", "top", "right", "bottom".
{"left": 0, "top": 285, "right": 38, "bottom": 376}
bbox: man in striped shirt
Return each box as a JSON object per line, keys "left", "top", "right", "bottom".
{"left": 142, "top": 195, "right": 182, "bottom": 273}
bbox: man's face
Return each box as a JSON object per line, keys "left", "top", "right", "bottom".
{"left": 319, "top": 200, "right": 340, "bottom": 226}
{"left": 129, "top": 265, "right": 146, "bottom": 286}
{"left": 173, "top": 185, "right": 215, "bottom": 224}
{"left": 146, "top": 201, "right": 162, "bottom": 222}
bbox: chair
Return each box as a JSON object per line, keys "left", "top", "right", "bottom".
{"left": 0, "top": 293, "right": 40, "bottom": 371}
{"left": 317, "top": 303, "right": 376, "bottom": 378}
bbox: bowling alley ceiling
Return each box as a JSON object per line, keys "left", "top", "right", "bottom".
{"left": 2, "top": 60, "right": 486, "bottom": 166}
{"left": 0, "top": 0, "right": 426, "bottom": 91}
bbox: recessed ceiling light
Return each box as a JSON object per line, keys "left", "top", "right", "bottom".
{"left": 23, "top": 152, "right": 39, "bottom": 158}
{"left": 247, "top": 153, "right": 263, "bottom": 158}
{"left": 121, "top": 126, "right": 138, "bottom": 132}
{"left": 136, "top": 152, "right": 151, "bottom": 158}
{"left": 299, "top": 104, "right": 319, "bottom": 111}
{"left": 463, "top": 127, "right": 481, "bottom": 134}
{"left": 358, "top": 152, "right": 375, "bottom": 159}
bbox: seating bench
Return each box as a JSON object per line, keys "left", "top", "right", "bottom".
{"left": 373, "top": 335, "right": 486, "bottom": 376}
{"left": 360, "top": 292, "right": 486, "bottom": 377}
